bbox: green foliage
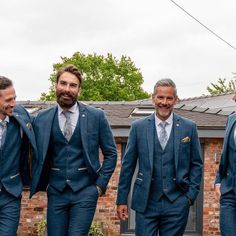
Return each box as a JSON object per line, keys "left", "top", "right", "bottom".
{"left": 88, "top": 222, "right": 104, "bottom": 236}
{"left": 41, "top": 52, "right": 150, "bottom": 101}
{"left": 37, "top": 219, "right": 47, "bottom": 236}
{"left": 36, "top": 220, "right": 104, "bottom": 236}
{"left": 207, "top": 77, "right": 236, "bottom": 95}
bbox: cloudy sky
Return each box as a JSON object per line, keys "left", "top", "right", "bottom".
{"left": 1, "top": 0, "right": 235, "bottom": 100}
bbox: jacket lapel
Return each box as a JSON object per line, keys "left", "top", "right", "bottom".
{"left": 173, "top": 113, "right": 181, "bottom": 171}
{"left": 222, "top": 115, "right": 236, "bottom": 164}
{"left": 147, "top": 114, "right": 155, "bottom": 171}
{"left": 41, "top": 106, "right": 57, "bottom": 161}
{"left": 13, "top": 111, "right": 37, "bottom": 151}
{"left": 225, "top": 116, "right": 236, "bottom": 143}
{"left": 79, "top": 102, "right": 88, "bottom": 154}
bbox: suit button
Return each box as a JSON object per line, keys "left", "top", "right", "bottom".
{"left": 66, "top": 179, "right": 70, "bottom": 183}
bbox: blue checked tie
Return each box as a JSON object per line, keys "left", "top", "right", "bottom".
{"left": 0, "top": 120, "right": 7, "bottom": 147}
{"left": 159, "top": 121, "right": 168, "bottom": 149}
{"left": 62, "top": 111, "right": 72, "bottom": 141}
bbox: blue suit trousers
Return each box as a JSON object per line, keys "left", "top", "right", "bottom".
{"left": 135, "top": 194, "right": 190, "bottom": 236}
{"left": 220, "top": 190, "right": 236, "bottom": 236}
{"left": 0, "top": 189, "right": 21, "bottom": 236}
{"left": 47, "top": 184, "right": 99, "bottom": 236}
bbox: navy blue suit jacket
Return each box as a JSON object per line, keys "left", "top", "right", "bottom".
{"left": 30, "top": 102, "right": 117, "bottom": 197}
{"left": 116, "top": 113, "right": 203, "bottom": 213}
{"left": 1, "top": 105, "right": 37, "bottom": 197}
{"left": 215, "top": 114, "right": 236, "bottom": 193}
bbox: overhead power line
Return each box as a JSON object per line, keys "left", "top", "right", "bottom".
{"left": 170, "top": 0, "right": 236, "bottom": 51}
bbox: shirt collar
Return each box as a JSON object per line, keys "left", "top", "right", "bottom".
{"left": 0, "top": 116, "right": 9, "bottom": 123}
{"left": 57, "top": 103, "right": 78, "bottom": 115}
{"left": 155, "top": 113, "right": 173, "bottom": 126}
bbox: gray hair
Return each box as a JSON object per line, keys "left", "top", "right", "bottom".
{"left": 153, "top": 78, "right": 177, "bottom": 97}
{"left": 0, "top": 76, "right": 13, "bottom": 90}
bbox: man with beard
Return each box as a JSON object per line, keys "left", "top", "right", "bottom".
{"left": 0, "top": 76, "right": 37, "bottom": 235}
{"left": 116, "top": 79, "right": 202, "bottom": 236}
{"left": 31, "top": 64, "right": 117, "bottom": 236}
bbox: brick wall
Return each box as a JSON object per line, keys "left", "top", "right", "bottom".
{"left": 202, "top": 138, "right": 222, "bottom": 236}
{"left": 18, "top": 191, "right": 47, "bottom": 236}
{"left": 17, "top": 138, "right": 223, "bottom": 236}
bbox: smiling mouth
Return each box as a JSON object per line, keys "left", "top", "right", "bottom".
{"left": 159, "top": 106, "right": 170, "bottom": 109}
{"left": 61, "top": 94, "right": 71, "bottom": 99}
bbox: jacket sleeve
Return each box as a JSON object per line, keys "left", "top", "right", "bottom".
{"left": 95, "top": 111, "right": 117, "bottom": 193}
{"left": 185, "top": 123, "right": 203, "bottom": 203}
{"left": 116, "top": 122, "right": 138, "bottom": 205}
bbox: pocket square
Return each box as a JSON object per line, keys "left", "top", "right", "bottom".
{"left": 181, "top": 136, "right": 191, "bottom": 143}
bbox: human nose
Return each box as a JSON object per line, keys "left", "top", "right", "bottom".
{"left": 64, "top": 84, "right": 71, "bottom": 92}
{"left": 161, "top": 98, "right": 168, "bottom": 105}
{"left": 10, "top": 100, "right": 16, "bottom": 107}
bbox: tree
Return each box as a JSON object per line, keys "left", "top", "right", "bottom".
{"left": 206, "top": 75, "right": 236, "bottom": 95}
{"left": 41, "top": 52, "right": 150, "bottom": 101}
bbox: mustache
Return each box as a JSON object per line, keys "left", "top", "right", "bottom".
{"left": 158, "top": 104, "right": 171, "bottom": 108}
{"left": 58, "top": 91, "right": 73, "bottom": 98}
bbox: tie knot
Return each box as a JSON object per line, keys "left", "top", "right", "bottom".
{"left": 62, "top": 111, "right": 71, "bottom": 120}
{"left": 0, "top": 120, "right": 7, "bottom": 128}
{"left": 159, "top": 121, "right": 168, "bottom": 128}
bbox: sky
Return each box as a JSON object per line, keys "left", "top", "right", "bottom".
{"left": 0, "top": 0, "right": 235, "bottom": 101}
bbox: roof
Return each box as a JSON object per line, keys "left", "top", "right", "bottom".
{"left": 18, "top": 100, "right": 227, "bottom": 138}
{"left": 178, "top": 92, "right": 236, "bottom": 115}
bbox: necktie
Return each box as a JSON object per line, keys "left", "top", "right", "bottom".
{"left": 0, "top": 120, "right": 7, "bottom": 147}
{"left": 63, "top": 111, "right": 72, "bottom": 141}
{"left": 159, "top": 121, "right": 168, "bottom": 149}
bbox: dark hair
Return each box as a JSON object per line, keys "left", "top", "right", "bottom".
{"left": 153, "top": 78, "right": 177, "bottom": 97}
{"left": 0, "top": 76, "right": 13, "bottom": 90}
{"left": 56, "top": 64, "right": 83, "bottom": 87}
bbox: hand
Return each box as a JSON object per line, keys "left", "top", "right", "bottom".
{"left": 96, "top": 185, "right": 103, "bottom": 197}
{"left": 117, "top": 205, "right": 128, "bottom": 221}
{"left": 215, "top": 184, "right": 221, "bottom": 202}
{"left": 187, "top": 197, "right": 192, "bottom": 206}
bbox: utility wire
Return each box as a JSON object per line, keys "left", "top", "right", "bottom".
{"left": 170, "top": 0, "right": 236, "bottom": 51}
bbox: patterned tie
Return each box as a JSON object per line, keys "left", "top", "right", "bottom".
{"left": 0, "top": 120, "right": 7, "bottom": 147}
{"left": 62, "top": 111, "right": 72, "bottom": 141}
{"left": 159, "top": 121, "right": 168, "bottom": 149}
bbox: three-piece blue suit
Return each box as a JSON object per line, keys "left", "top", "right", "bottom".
{"left": 31, "top": 102, "right": 117, "bottom": 236}
{"left": 215, "top": 113, "right": 236, "bottom": 236}
{"left": 0, "top": 105, "right": 37, "bottom": 236}
{"left": 117, "top": 113, "right": 202, "bottom": 236}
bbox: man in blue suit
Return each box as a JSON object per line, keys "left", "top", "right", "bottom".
{"left": 0, "top": 76, "right": 37, "bottom": 235}
{"left": 31, "top": 64, "right": 117, "bottom": 236}
{"left": 116, "top": 79, "right": 202, "bottom": 236}
{"left": 215, "top": 93, "right": 236, "bottom": 236}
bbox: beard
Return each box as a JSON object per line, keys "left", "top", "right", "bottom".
{"left": 156, "top": 104, "right": 173, "bottom": 119}
{"left": 56, "top": 91, "right": 77, "bottom": 109}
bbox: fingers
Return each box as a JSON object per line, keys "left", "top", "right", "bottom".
{"left": 215, "top": 185, "right": 221, "bottom": 202}
{"left": 117, "top": 205, "right": 128, "bottom": 221}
